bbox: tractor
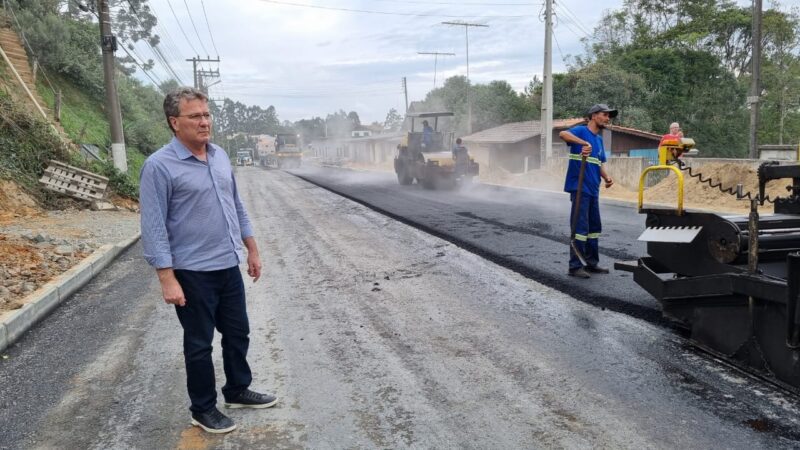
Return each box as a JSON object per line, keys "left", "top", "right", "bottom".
{"left": 393, "top": 112, "right": 479, "bottom": 189}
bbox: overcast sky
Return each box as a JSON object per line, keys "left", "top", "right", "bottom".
{"left": 130, "top": 0, "right": 748, "bottom": 124}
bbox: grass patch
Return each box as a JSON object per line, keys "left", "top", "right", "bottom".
{"left": 37, "top": 74, "right": 109, "bottom": 146}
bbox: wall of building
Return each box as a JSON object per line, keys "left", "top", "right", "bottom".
{"left": 543, "top": 157, "right": 648, "bottom": 190}
{"left": 466, "top": 129, "right": 654, "bottom": 174}
{"left": 610, "top": 133, "right": 660, "bottom": 155}
{"left": 759, "top": 150, "right": 798, "bottom": 161}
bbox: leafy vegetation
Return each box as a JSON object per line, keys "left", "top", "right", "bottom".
{"left": 555, "top": 0, "right": 800, "bottom": 156}
{"left": 0, "top": 92, "right": 71, "bottom": 206}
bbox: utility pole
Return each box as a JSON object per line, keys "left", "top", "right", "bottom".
{"left": 417, "top": 51, "right": 455, "bottom": 89}
{"left": 748, "top": 0, "right": 763, "bottom": 159}
{"left": 540, "top": 0, "right": 554, "bottom": 163}
{"left": 186, "top": 56, "right": 220, "bottom": 89}
{"left": 97, "top": 0, "right": 126, "bottom": 172}
{"left": 442, "top": 21, "right": 488, "bottom": 135}
{"left": 402, "top": 77, "right": 408, "bottom": 114}
{"left": 197, "top": 68, "right": 220, "bottom": 94}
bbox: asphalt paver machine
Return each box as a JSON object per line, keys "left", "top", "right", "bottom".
{"left": 617, "top": 137, "right": 800, "bottom": 390}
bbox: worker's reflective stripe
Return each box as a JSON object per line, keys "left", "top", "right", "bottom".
{"left": 588, "top": 233, "right": 601, "bottom": 239}
{"left": 574, "top": 233, "right": 588, "bottom": 242}
{"left": 568, "top": 154, "right": 601, "bottom": 165}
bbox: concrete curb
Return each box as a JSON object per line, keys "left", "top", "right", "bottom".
{"left": 0, "top": 232, "right": 141, "bottom": 354}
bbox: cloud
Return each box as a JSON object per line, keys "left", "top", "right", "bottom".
{"left": 144, "top": 0, "right": 628, "bottom": 123}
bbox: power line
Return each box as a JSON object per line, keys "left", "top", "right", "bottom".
{"left": 114, "top": 3, "right": 185, "bottom": 84}
{"left": 555, "top": 13, "right": 591, "bottom": 41}
{"left": 182, "top": 0, "right": 212, "bottom": 57}
{"left": 370, "top": 0, "right": 540, "bottom": 5}
{"left": 199, "top": 0, "right": 220, "bottom": 57}
{"left": 165, "top": 0, "right": 201, "bottom": 56}
{"left": 555, "top": 0, "right": 593, "bottom": 37}
{"left": 146, "top": 2, "right": 197, "bottom": 82}
{"left": 119, "top": 44, "right": 166, "bottom": 90}
{"left": 553, "top": 2, "right": 591, "bottom": 38}
{"left": 551, "top": 27, "right": 568, "bottom": 64}
{"left": 258, "top": 0, "right": 535, "bottom": 18}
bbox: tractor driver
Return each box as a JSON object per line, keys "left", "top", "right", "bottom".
{"left": 421, "top": 120, "right": 434, "bottom": 150}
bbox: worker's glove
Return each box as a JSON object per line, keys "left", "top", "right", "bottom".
{"left": 581, "top": 145, "right": 592, "bottom": 156}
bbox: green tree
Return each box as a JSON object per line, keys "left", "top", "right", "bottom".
{"left": 472, "top": 80, "right": 536, "bottom": 131}
{"left": 383, "top": 108, "right": 404, "bottom": 131}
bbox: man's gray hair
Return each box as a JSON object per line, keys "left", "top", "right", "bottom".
{"left": 163, "top": 87, "right": 208, "bottom": 133}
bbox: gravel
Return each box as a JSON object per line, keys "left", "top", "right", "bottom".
{"left": 0, "top": 209, "right": 140, "bottom": 312}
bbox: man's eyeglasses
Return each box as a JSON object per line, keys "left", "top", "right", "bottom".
{"left": 177, "top": 112, "right": 212, "bottom": 121}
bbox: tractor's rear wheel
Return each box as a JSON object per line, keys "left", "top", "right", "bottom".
{"left": 397, "top": 164, "right": 413, "bottom": 185}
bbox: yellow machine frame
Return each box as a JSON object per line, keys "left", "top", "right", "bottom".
{"left": 637, "top": 137, "right": 696, "bottom": 215}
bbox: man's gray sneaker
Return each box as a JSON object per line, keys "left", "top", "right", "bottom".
{"left": 224, "top": 389, "right": 278, "bottom": 409}
{"left": 191, "top": 407, "right": 236, "bottom": 434}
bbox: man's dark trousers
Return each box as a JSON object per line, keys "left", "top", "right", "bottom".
{"left": 174, "top": 266, "right": 252, "bottom": 413}
{"left": 569, "top": 192, "right": 601, "bottom": 270}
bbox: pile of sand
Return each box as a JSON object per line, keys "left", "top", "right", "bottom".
{"left": 342, "top": 159, "right": 796, "bottom": 214}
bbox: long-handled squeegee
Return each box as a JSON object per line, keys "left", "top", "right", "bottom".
{"left": 569, "top": 154, "right": 588, "bottom": 266}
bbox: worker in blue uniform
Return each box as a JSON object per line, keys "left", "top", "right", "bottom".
{"left": 559, "top": 104, "right": 616, "bottom": 279}
{"left": 421, "top": 120, "right": 434, "bottom": 150}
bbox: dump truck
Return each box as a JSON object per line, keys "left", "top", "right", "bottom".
{"left": 616, "top": 137, "right": 800, "bottom": 391}
{"left": 236, "top": 149, "right": 254, "bottom": 166}
{"left": 270, "top": 133, "right": 302, "bottom": 169}
{"left": 393, "top": 112, "right": 479, "bottom": 189}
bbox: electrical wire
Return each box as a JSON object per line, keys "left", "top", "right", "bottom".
{"left": 115, "top": 3, "right": 185, "bottom": 84}
{"left": 199, "top": 0, "right": 220, "bottom": 57}
{"left": 146, "top": 2, "right": 197, "bottom": 81}
{"left": 554, "top": 0, "right": 593, "bottom": 37}
{"left": 118, "top": 44, "right": 167, "bottom": 90}
{"left": 369, "top": 0, "right": 540, "bottom": 5}
{"left": 182, "top": 0, "right": 212, "bottom": 57}
{"left": 165, "top": 0, "right": 201, "bottom": 56}
{"left": 257, "top": 0, "right": 535, "bottom": 18}
{"left": 551, "top": 23, "right": 568, "bottom": 64}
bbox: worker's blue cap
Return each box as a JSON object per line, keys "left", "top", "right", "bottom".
{"left": 586, "top": 104, "right": 618, "bottom": 119}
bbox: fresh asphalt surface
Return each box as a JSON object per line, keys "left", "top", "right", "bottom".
{"left": 290, "top": 166, "right": 658, "bottom": 321}
{"left": 2, "top": 166, "right": 800, "bottom": 448}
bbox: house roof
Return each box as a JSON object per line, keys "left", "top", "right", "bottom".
{"left": 461, "top": 118, "right": 661, "bottom": 144}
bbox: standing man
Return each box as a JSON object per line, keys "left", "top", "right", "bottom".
{"left": 558, "top": 104, "right": 616, "bottom": 279}
{"left": 421, "top": 119, "right": 434, "bottom": 150}
{"left": 452, "top": 137, "right": 469, "bottom": 178}
{"left": 140, "top": 87, "right": 277, "bottom": 434}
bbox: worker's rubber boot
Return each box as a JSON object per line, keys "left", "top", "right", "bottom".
{"left": 568, "top": 267, "right": 591, "bottom": 279}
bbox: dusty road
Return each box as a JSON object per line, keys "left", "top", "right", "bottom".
{"left": 291, "top": 166, "right": 658, "bottom": 319}
{"left": 1, "top": 167, "right": 799, "bottom": 449}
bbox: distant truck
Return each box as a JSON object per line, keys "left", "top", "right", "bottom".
{"left": 270, "top": 133, "right": 302, "bottom": 169}
{"left": 236, "top": 149, "right": 254, "bottom": 166}
{"left": 255, "top": 135, "right": 275, "bottom": 166}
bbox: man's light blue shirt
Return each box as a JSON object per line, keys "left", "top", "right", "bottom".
{"left": 140, "top": 137, "right": 254, "bottom": 271}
